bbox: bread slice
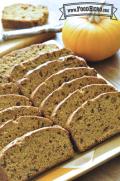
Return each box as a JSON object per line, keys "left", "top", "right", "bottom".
{"left": 40, "top": 76, "right": 107, "bottom": 117}
{"left": 0, "top": 116, "right": 52, "bottom": 151}
{"left": 0, "top": 43, "right": 58, "bottom": 84}
{"left": 18, "top": 55, "right": 87, "bottom": 97}
{"left": 0, "top": 126, "right": 74, "bottom": 181}
{"left": 0, "top": 94, "right": 31, "bottom": 111}
{"left": 0, "top": 83, "right": 19, "bottom": 95}
{"left": 2, "top": 3, "right": 48, "bottom": 29}
{"left": 52, "top": 84, "right": 116, "bottom": 127}
{"left": 31, "top": 67, "right": 97, "bottom": 107}
{"left": 10, "top": 48, "right": 72, "bottom": 81}
{"left": 67, "top": 92, "right": 120, "bottom": 152}
{"left": 0, "top": 106, "right": 39, "bottom": 126}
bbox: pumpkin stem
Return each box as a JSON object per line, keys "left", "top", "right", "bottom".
{"left": 88, "top": 0, "right": 106, "bottom": 23}
{"left": 88, "top": 15, "right": 101, "bottom": 24}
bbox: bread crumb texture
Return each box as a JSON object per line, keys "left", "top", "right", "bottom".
{"left": 2, "top": 3, "right": 49, "bottom": 29}
{"left": 67, "top": 92, "right": 120, "bottom": 151}
{"left": 0, "top": 126, "right": 74, "bottom": 181}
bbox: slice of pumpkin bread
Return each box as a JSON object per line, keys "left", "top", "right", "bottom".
{"left": 0, "top": 116, "right": 52, "bottom": 151}
{"left": 0, "top": 83, "right": 19, "bottom": 95}
{"left": 52, "top": 84, "right": 116, "bottom": 127}
{"left": 2, "top": 3, "right": 49, "bottom": 29}
{"left": 67, "top": 92, "right": 120, "bottom": 152}
{"left": 0, "top": 44, "right": 58, "bottom": 84}
{"left": 40, "top": 76, "right": 107, "bottom": 117}
{"left": 0, "top": 126, "right": 74, "bottom": 181}
{"left": 31, "top": 67, "right": 97, "bottom": 107}
{"left": 10, "top": 48, "right": 72, "bottom": 81}
{"left": 18, "top": 55, "right": 87, "bottom": 97}
{"left": 0, "top": 106, "right": 39, "bottom": 126}
{"left": 0, "top": 94, "right": 31, "bottom": 111}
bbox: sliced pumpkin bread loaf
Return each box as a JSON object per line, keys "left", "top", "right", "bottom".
{"left": 67, "top": 92, "right": 120, "bottom": 152}
{"left": 0, "top": 106, "right": 39, "bottom": 126}
{"left": 31, "top": 67, "right": 97, "bottom": 107}
{"left": 0, "top": 116, "right": 52, "bottom": 151}
{"left": 0, "top": 43, "right": 58, "bottom": 84}
{"left": 52, "top": 84, "right": 116, "bottom": 127}
{"left": 40, "top": 76, "right": 107, "bottom": 117}
{"left": 0, "top": 94, "right": 31, "bottom": 111}
{"left": 0, "top": 126, "right": 74, "bottom": 181}
{"left": 18, "top": 55, "right": 87, "bottom": 97}
{"left": 2, "top": 3, "right": 48, "bottom": 29}
{"left": 10, "top": 48, "right": 72, "bottom": 81}
{"left": 0, "top": 83, "right": 19, "bottom": 95}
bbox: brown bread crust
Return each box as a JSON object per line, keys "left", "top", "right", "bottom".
{"left": 0, "top": 126, "right": 74, "bottom": 181}
{"left": 0, "top": 116, "right": 52, "bottom": 151}
{"left": 31, "top": 67, "right": 97, "bottom": 107}
{"left": 0, "top": 106, "right": 39, "bottom": 126}
{"left": 51, "top": 84, "right": 116, "bottom": 127}
{"left": 2, "top": 4, "right": 49, "bottom": 29}
{"left": 18, "top": 55, "right": 87, "bottom": 97}
{"left": 0, "top": 94, "right": 31, "bottom": 111}
{"left": 10, "top": 48, "right": 72, "bottom": 81}
{"left": 67, "top": 92, "right": 120, "bottom": 151}
{"left": 0, "top": 44, "right": 58, "bottom": 84}
{"left": 0, "top": 83, "right": 19, "bottom": 95}
{"left": 40, "top": 76, "right": 107, "bottom": 117}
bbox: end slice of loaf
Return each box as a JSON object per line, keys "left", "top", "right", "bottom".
{"left": 40, "top": 76, "right": 107, "bottom": 117}
{"left": 0, "top": 116, "right": 52, "bottom": 151}
{"left": 52, "top": 84, "right": 116, "bottom": 127}
{"left": 2, "top": 3, "right": 48, "bottom": 29}
{"left": 0, "top": 126, "right": 74, "bottom": 181}
{"left": 0, "top": 106, "right": 39, "bottom": 126}
{"left": 67, "top": 92, "right": 120, "bottom": 152}
{"left": 18, "top": 55, "right": 87, "bottom": 97}
{"left": 0, "top": 94, "right": 31, "bottom": 111}
{"left": 0, "top": 43, "right": 58, "bottom": 84}
{"left": 31, "top": 67, "right": 97, "bottom": 107}
{"left": 0, "top": 83, "right": 19, "bottom": 95}
{"left": 10, "top": 48, "right": 72, "bottom": 81}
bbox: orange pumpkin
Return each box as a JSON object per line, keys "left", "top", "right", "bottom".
{"left": 62, "top": 16, "right": 120, "bottom": 61}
